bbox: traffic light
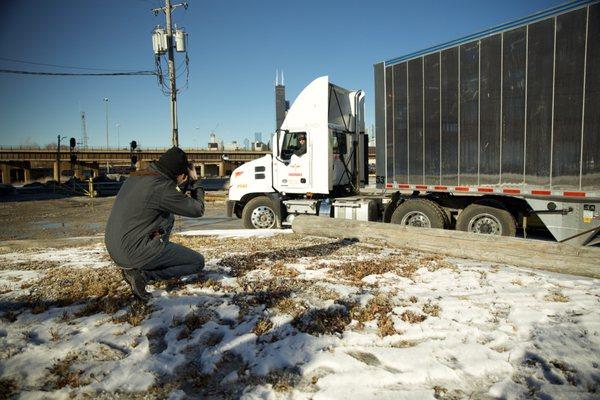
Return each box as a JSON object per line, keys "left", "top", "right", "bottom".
{"left": 69, "top": 138, "right": 77, "bottom": 163}
{"left": 130, "top": 140, "right": 138, "bottom": 170}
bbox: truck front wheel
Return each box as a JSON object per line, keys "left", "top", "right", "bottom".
{"left": 242, "top": 196, "right": 279, "bottom": 229}
{"left": 390, "top": 199, "right": 448, "bottom": 229}
{"left": 456, "top": 204, "right": 517, "bottom": 236}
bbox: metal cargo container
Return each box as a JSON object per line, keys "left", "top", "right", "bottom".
{"left": 374, "top": 0, "right": 600, "bottom": 199}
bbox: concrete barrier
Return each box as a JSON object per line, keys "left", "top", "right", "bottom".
{"left": 291, "top": 215, "right": 600, "bottom": 279}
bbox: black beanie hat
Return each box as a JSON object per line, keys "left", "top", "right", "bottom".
{"left": 156, "top": 146, "right": 189, "bottom": 180}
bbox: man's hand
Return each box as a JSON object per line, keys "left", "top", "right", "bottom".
{"left": 190, "top": 180, "right": 205, "bottom": 202}
{"left": 188, "top": 165, "right": 198, "bottom": 181}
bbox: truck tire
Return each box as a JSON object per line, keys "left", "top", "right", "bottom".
{"left": 242, "top": 196, "right": 279, "bottom": 229}
{"left": 390, "top": 199, "right": 449, "bottom": 229}
{"left": 456, "top": 203, "right": 517, "bottom": 237}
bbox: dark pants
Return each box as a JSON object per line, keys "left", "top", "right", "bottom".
{"left": 139, "top": 214, "right": 205, "bottom": 281}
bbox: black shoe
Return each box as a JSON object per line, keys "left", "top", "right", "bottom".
{"left": 121, "top": 269, "right": 151, "bottom": 302}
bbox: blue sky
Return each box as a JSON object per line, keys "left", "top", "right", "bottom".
{"left": 0, "top": 0, "right": 563, "bottom": 148}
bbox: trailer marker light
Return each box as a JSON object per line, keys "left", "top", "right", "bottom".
{"left": 477, "top": 187, "right": 494, "bottom": 193}
{"left": 455, "top": 186, "right": 470, "bottom": 192}
{"left": 503, "top": 188, "right": 521, "bottom": 194}
{"left": 531, "top": 190, "right": 552, "bottom": 196}
{"left": 563, "top": 191, "right": 585, "bottom": 197}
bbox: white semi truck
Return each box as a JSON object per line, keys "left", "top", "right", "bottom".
{"left": 227, "top": 0, "right": 600, "bottom": 246}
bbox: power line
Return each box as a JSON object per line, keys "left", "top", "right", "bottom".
{"left": 0, "top": 57, "right": 149, "bottom": 72}
{"left": 0, "top": 69, "right": 157, "bottom": 76}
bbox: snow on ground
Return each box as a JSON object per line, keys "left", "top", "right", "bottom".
{"left": 0, "top": 230, "right": 599, "bottom": 399}
{"left": 179, "top": 229, "right": 292, "bottom": 238}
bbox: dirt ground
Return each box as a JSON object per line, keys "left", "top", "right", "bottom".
{"left": 0, "top": 194, "right": 233, "bottom": 242}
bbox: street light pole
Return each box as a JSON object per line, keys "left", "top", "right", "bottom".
{"left": 56, "top": 134, "right": 67, "bottom": 184}
{"left": 104, "top": 97, "right": 109, "bottom": 174}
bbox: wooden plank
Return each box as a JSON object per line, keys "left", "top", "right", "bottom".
{"left": 292, "top": 216, "right": 600, "bottom": 279}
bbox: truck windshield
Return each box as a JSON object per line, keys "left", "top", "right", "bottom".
{"left": 281, "top": 131, "right": 307, "bottom": 159}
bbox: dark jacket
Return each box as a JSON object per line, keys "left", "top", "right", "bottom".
{"left": 104, "top": 163, "right": 204, "bottom": 269}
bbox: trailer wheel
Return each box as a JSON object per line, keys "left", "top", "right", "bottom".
{"left": 242, "top": 196, "right": 279, "bottom": 229}
{"left": 456, "top": 204, "right": 517, "bottom": 237}
{"left": 390, "top": 199, "right": 448, "bottom": 229}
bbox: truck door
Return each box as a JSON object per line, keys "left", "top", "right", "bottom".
{"left": 273, "top": 131, "right": 312, "bottom": 193}
{"left": 332, "top": 130, "right": 351, "bottom": 187}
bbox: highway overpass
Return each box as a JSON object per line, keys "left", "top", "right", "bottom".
{"left": 0, "top": 147, "right": 269, "bottom": 184}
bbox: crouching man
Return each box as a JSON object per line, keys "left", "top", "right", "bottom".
{"left": 105, "top": 146, "right": 205, "bottom": 302}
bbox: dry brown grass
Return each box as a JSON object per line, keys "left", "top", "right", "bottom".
{"left": 391, "top": 339, "right": 421, "bottom": 348}
{"left": 111, "top": 302, "right": 154, "bottom": 326}
{"left": 49, "top": 327, "right": 61, "bottom": 342}
{"left": 176, "top": 234, "right": 370, "bottom": 277}
{"left": 173, "top": 308, "right": 216, "bottom": 331}
{"left": 252, "top": 317, "right": 274, "bottom": 336}
{"left": 400, "top": 310, "right": 427, "bottom": 324}
{"left": 234, "top": 276, "right": 310, "bottom": 315}
{"left": 377, "top": 313, "right": 397, "bottom": 337}
{"left": 550, "top": 359, "right": 578, "bottom": 386}
{"left": 174, "top": 308, "right": 217, "bottom": 340}
{"left": 270, "top": 261, "right": 299, "bottom": 277}
{"left": 23, "top": 266, "right": 128, "bottom": 307}
{"left": 1, "top": 311, "right": 17, "bottom": 323}
{"left": 422, "top": 301, "right": 441, "bottom": 317}
{"left": 45, "top": 353, "right": 85, "bottom": 390}
{"left": 335, "top": 258, "right": 401, "bottom": 281}
{"left": 544, "top": 292, "right": 570, "bottom": 303}
{"left": 265, "top": 368, "right": 302, "bottom": 392}
{"left": 272, "top": 297, "right": 306, "bottom": 318}
{"left": 347, "top": 294, "right": 397, "bottom": 336}
{"left": 419, "top": 255, "right": 458, "bottom": 272}
{"left": 0, "top": 259, "right": 61, "bottom": 271}
{"left": 293, "top": 307, "right": 350, "bottom": 335}
{"left": 75, "top": 296, "right": 129, "bottom": 318}
{"left": 174, "top": 234, "right": 347, "bottom": 260}
{"left": 0, "top": 377, "right": 18, "bottom": 400}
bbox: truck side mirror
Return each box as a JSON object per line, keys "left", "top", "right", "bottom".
{"left": 275, "top": 129, "right": 289, "bottom": 160}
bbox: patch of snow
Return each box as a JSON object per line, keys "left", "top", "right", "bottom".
{"left": 178, "top": 229, "right": 291, "bottom": 238}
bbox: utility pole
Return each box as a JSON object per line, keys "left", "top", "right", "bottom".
{"left": 152, "top": 0, "right": 188, "bottom": 148}
{"left": 56, "top": 134, "right": 66, "bottom": 184}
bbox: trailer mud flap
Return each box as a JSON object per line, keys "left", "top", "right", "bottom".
{"left": 267, "top": 193, "right": 285, "bottom": 228}
{"left": 383, "top": 191, "right": 402, "bottom": 223}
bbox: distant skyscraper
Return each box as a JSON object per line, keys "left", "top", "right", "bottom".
{"left": 254, "top": 132, "right": 262, "bottom": 143}
{"left": 244, "top": 138, "right": 250, "bottom": 150}
{"left": 275, "top": 70, "right": 288, "bottom": 131}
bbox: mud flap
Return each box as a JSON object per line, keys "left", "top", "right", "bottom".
{"left": 267, "top": 193, "right": 285, "bottom": 228}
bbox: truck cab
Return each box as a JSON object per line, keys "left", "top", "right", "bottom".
{"left": 227, "top": 76, "right": 369, "bottom": 228}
